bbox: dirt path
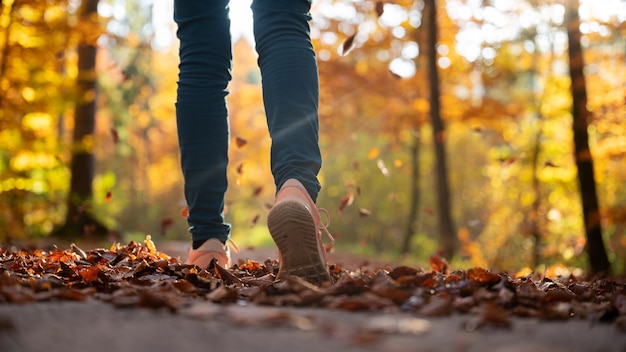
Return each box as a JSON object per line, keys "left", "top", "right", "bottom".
{"left": 1, "top": 299, "right": 624, "bottom": 352}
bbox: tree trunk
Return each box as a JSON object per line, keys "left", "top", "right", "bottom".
{"left": 565, "top": 0, "right": 611, "bottom": 274}
{"left": 401, "top": 132, "right": 421, "bottom": 254}
{"left": 57, "top": 0, "right": 108, "bottom": 239}
{"left": 528, "top": 123, "right": 542, "bottom": 268}
{"left": 425, "top": 0, "right": 456, "bottom": 259}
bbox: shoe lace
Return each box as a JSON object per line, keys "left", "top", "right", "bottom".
{"left": 226, "top": 239, "right": 240, "bottom": 254}
{"left": 316, "top": 208, "right": 335, "bottom": 262}
{"left": 317, "top": 208, "right": 334, "bottom": 242}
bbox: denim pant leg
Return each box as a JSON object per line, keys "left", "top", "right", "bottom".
{"left": 252, "top": 0, "right": 322, "bottom": 202}
{"left": 174, "top": 0, "right": 232, "bottom": 244}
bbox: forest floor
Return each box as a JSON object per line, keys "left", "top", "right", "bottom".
{"left": 1, "top": 242, "right": 625, "bottom": 352}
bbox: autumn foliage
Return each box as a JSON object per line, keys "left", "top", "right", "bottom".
{"left": 1, "top": 0, "right": 626, "bottom": 274}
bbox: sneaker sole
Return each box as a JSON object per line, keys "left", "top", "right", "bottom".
{"left": 268, "top": 201, "right": 331, "bottom": 283}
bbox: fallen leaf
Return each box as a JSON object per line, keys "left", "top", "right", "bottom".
{"left": 429, "top": 254, "right": 448, "bottom": 274}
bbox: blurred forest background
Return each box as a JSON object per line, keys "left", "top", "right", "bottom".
{"left": 1, "top": 0, "right": 625, "bottom": 273}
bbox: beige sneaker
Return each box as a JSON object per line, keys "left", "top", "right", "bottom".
{"left": 268, "top": 179, "right": 333, "bottom": 283}
{"left": 186, "top": 238, "right": 239, "bottom": 269}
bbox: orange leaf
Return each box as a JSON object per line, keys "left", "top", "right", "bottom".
{"left": 181, "top": 206, "right": 189, "bottom": 218}
{"left": 79, "top": 266, "right": 101, "bottom": 283}
{"left": 105, "top": 190, "right": 112, "bottom": 203}
{"left": 429, "top": 254, "right": 448, "bottom": 273}
{"left": 467, "top": 267, "right": 501, "bottom": 286}
{"left": 339, "top": 191, "right": 354, "bottom": 213}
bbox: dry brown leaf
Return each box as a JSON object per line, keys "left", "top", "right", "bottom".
{"left": 375, "top": 2, "right": 384, "bottom": 17}
{"left": 341, "top": 33, "right": 357, "bottom": 56}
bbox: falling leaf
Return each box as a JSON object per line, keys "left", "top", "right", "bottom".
{"left": 339, "top": 191, "right": 354, "bottom": 213}
{"left": 500, "top": 156, "right": 519, "bottom": 165}
{"left": 105, "top": 190, "right": 112, "bottom": 203}
{"left": 389, "top": 70, "right": 402, "bottom": 79}
{"left": 375, "top": 2, "right": 385, "bottom": 17}
{"left": 544, "top": 161, "right": 558, "bottom": 167}
{"left": 250, "top": 214, "right": 260, "bottom": 226}
{"left": 236, "top": 162, "right": 244, "bottom": 175}
{"left": 252, "top": 186, "right": 263, "bottom": 196}
{"left": 341, "top": 33, "right": 357, "bottom": 56}
{"left": 358, "top": 208, "right": 371, "bottom": 217}
{"left": 367, "top": 147, "right": 379, "bottom": 159}
{"left": 235, "top": 136, "right": 247, "bottom": 148}
{"left": 181, "top": 206, "right": 189, "bottom": 218}
{"left": 110, "top": 128, "right": 119, "bottom": 144}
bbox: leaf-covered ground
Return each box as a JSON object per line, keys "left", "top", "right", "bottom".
{"left": 1, "top": 236, "right": 625, "bottom": 332}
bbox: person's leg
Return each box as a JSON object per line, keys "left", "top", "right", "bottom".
{"left": 252, "top": 0, "right": 331, "bottom": 282}
{"left": 251, "top": 0, "right": 322, "bottom": 202}
{"left": 174, "top": 0, "right": 232, "bottom": 250}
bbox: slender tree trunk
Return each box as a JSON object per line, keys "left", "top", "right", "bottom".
{"left": 424, "top": 0, "right": 456, "bottom": 259}
{"left": 528, "top": 124, "right": 542, "bottom": 268}
{"left": 402, "top": 132, "right": 421, "bottom": 254}
{"left": 0, "top": 0, "right": 17, "bottom": 109}
{"left": 58, "top": 0, "right": 108, "bottom": 239}
{"left": 565, "top": 0, "right": 611, "bottom": 274}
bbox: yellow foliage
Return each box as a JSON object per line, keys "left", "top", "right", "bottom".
{"left": 10, "top": 151, "right": 58, "bottom": 171}
{"left": 22, "top": 112, "right": 53, "bottom": 135}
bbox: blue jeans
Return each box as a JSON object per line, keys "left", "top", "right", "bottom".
{"left": 174, "top": 0, "right": 322, "bottom": 245}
